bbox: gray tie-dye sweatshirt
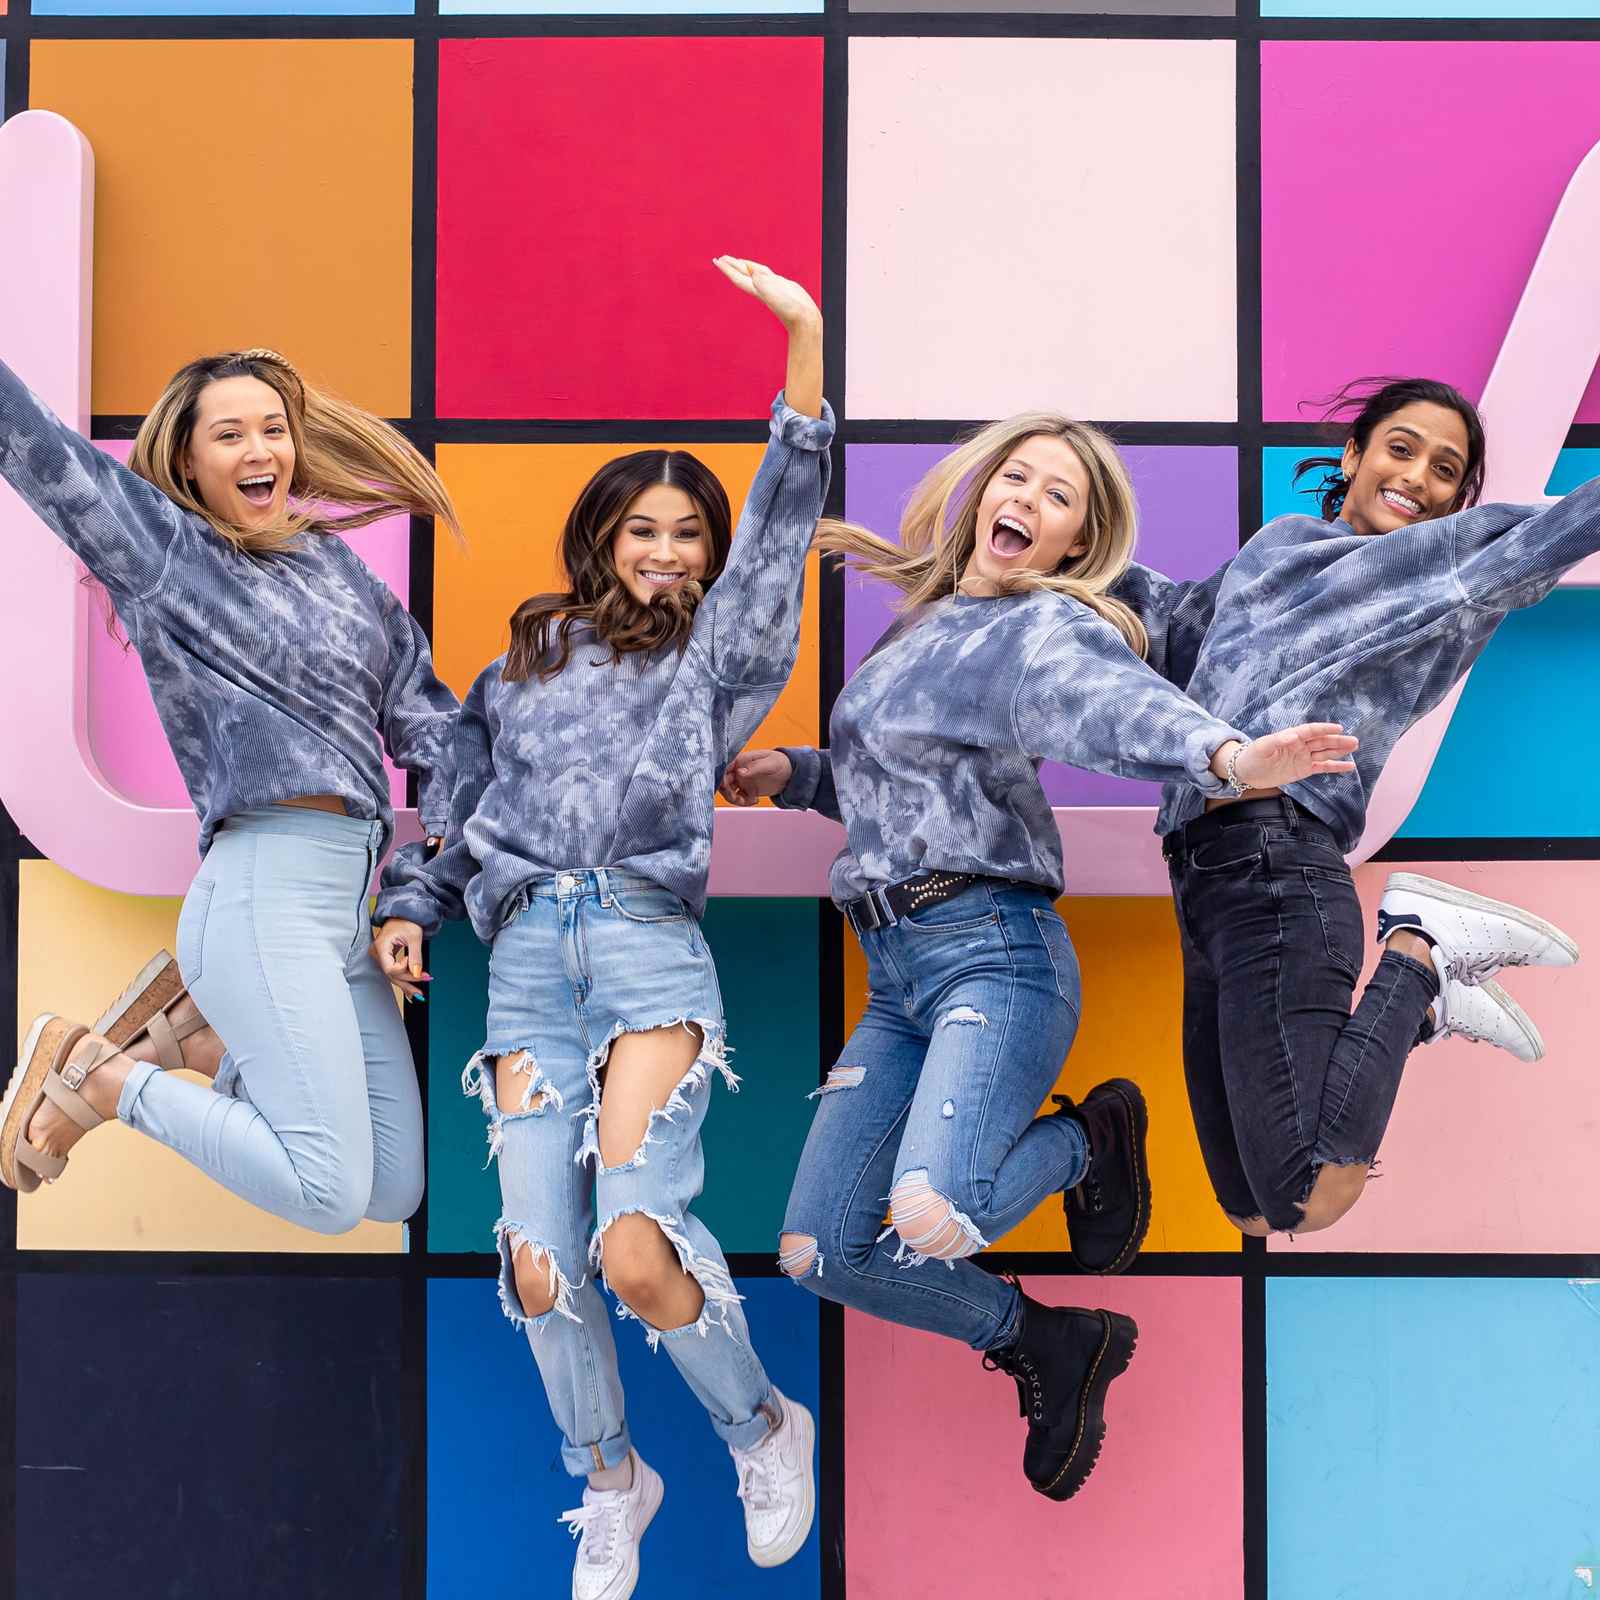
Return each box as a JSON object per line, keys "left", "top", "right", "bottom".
{"left": 0, "top": 358, "right": 459, "bottom": 858}
{"left": 1109, "top": 476, "right": 1600, "bottom": 848}
{"left": 773, "top": 590, "right": 1246, "bottom": 905}
{"left": 375, "top": 394, "right": 835, "bottom": 941}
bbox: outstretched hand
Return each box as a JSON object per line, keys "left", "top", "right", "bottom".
{"left": 1226, "top": 724, "right": 1359, "bottom": 790}
{"left": 719, "top": 748, "right": 794, "bottom": 807}
{"left": 713, "top": 257, "right": 821, "bottom": 331}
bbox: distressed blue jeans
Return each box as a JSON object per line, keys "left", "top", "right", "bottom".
{"left": 470, "top": 869, "right": 777, "bottom": 1478}
{"left": 781, "top": 882, "right": 1089, "bottom": 1351}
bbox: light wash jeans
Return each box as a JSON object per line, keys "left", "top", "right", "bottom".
{"left": 782, "top": 881, "right": 1089, "bottom": 1350}
{"left": 117, "top": 806, "right": 425, "bottom": 1234}
{"left": 470, "top": 868, "right": 777, "bottom": 1479}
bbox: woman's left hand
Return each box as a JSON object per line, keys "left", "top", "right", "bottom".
{"left": 712, "top": 256, "right": 821, "bottom": 331}
{"left": 1222, "top": 724, "right": 1359, "bottom": 790}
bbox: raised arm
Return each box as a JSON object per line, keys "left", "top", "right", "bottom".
{"left": 372, "top": 576, "right": 462, "bottom": 836}
{"left": 1451, "top": 473, "right": 1600, "bottom": 611}
{"left": 1109, "top": 554, "right": 1235, "bottom": 688}
{"left": 1012, "top": 612, "right": 1356, "bottom": 793}
{"left": 0, "top": 356, "right": 184, "bottom": 600}
{"left": 696, "top": 258, "right": 834, "bottom": 688}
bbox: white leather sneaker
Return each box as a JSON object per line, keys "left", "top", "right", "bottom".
{"left": 729, "top": 1389, "right": 815, "bottom": 1568}
{"left": 1378, "top": 873, "right": 1579, "bottom": 983}
{"left": 1429, "top": 977, "right": 1545, "bottom": 1063}
{"left": 557, "top": 1452, "right": 663, "bottom": 1600}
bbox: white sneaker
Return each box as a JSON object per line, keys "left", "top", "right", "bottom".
{"left": 558, "top": 1452, "right": 663, "bottom": 1600}
{"left": 1428, "top": 977, "right": 1545, "bottom": 1063}
{"left": 729, "top": 1389, "right": 816, "bottom": 1568}
{"left": 1378, "top": 872, "right": 1579, "bottom": 983}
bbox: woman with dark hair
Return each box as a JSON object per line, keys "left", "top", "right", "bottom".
{"left": 1110, "top": 376, "right": 1590, "bottom": 1239}
{"left": 369, "top": 257, "right": 831, "bottom": 1599}
{"left": 0, "top": 345, "right": 459, "bottom": 1231}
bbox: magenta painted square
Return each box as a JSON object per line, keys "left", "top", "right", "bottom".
{"left": 843, "top": 1277, "right": 1242, "bottom": 1598}
{"left": 86, "top": 441, "right": 412, "bottom": 809}
{"left": 1261, "top": 41, "right": 1600, "bottom": 423}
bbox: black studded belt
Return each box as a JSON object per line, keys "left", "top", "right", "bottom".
{"left": 841, "top": 870, "right": 987, "bottom": 936}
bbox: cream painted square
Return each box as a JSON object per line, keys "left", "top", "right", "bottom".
{"left": 847, "top": 38, "right": 1237, "bottom": 421}
{"left": 16, "top": 861, "right": 404, "bottom": 1253}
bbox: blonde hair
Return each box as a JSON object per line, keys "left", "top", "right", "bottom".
{"left": 818, "top": 413, "right": 1147, "bottom": 656}
{"left": 128, "top": 348, "right": 461, "bottom": 554}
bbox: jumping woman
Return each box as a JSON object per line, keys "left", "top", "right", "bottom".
{"left": 1110, "top": 378, "right": 1587, "bottom": 1238}
{"left": 369, "top": 259, "right": 831, "bottom": 1600}
{"left": 722, "top": 414, "right": 1354, "bottom": 1501}
{"left": 0, "top": 348, "right": 459, "bottom": 1237}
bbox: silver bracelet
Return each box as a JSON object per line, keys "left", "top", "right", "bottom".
{"left": 1224, "top": 739, "right": 1252, "bottom": 796}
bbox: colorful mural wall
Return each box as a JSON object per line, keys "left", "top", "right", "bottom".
{"left": 1, "top": 2, "right": 1598, "bottom": 1596}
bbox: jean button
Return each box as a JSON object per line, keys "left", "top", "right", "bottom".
{"left": 558, "top": 874, "right": 574, "bottom": 893}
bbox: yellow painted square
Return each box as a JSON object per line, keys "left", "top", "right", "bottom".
{"left": 29, "top": 39, "right": 413, "bottom": 416}
{"left": 16, "top": 861, "right": 403, "bottom": 1253}
{"left": 434, "top": 442, "right": 819, "bottom": 759}
{"left": 843, "top": 895, "right": 1239, "bottom": 1255}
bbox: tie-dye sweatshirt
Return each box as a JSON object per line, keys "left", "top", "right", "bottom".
{"left": 773, "top": 589, "right": 1245, "bottom": 906}
{"left": 0, "top": 358, "right": 459, "bottom": 858}
{"left": 1109, "top": 477, "right": 1600, "bottom": 847}
{"left": 375, "top": 394, "right": 835, "bottom": 941}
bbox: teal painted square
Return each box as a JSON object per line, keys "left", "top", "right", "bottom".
{"left": 1268, "top": 1278, "right": 1600, "bottom": 1596}
{"left": 425, "top": 898, "right": 820, "bottom": 1253}
{"left": 1262, "top": 447, "right": 1600, "bottom": 838}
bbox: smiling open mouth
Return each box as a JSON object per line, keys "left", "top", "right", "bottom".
{"left": 1379, "top": 488, "right": 1423, "bottom": 518}
{"left": 237, "top": 474, "right": 276, "bottom": 507}
{"left": 989, "top": 515, "right": 1034, "bottom": 557}
{"left": 639, "top": 569, "right": 685, "bottom": 588}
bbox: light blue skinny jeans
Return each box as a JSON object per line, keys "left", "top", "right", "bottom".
{"left": 117, "top": 806, "right": 425, "bottom": 1234}
{"left": 471, "top": 868, "right": 777, "bottom": 1479}
{"left": 782, "top": 881, "right": 1089, "bottom": 1350}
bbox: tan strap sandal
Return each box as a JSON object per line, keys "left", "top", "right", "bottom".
{"left": 1, "top": 1017, "right": 121, "bottom": 1193}
{"left": 93, "top": 950, "right": 188, "bottom": 1051}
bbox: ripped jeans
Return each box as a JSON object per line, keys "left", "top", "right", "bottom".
{"left": 468, "top": 868, "right": 777, "bottom": 1478}
{"left": 781, "top": 881, "right": 1089, "bottom": 1351}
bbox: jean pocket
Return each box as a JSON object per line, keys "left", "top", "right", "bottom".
{"left": 176, "top": 877, "right": 216, "bottom": 987}
{"left": 899, "top": 886, "right": 998, "bottom": 936}
{"left": 1302, "top": 865, "right": 1362, "bottom": 980}
{"left": 610, "top": 887, "right": 689, "bottom": 925}
{"left": 1031, "top": 908, "right": 1081, "bottom": 1011}
{"left": 1189, "top": 824, "right": 1266, "bottom": 874}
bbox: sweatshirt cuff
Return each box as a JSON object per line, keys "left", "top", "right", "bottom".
{"left": 770, "top": 392, "right": 836, "bottom": 453}
{"left": 375, "top": 841, "right": 445, "bottom": 936}
{"left": 1186, "top": 722, "right": 1247, "bottom": 796}
{"left": 773, "top": 746, "right": 822, "bottom": 811}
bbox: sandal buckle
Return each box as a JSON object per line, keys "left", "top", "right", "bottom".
{"left": 61, "top": 1061, "right": 87, "bottom": 1091}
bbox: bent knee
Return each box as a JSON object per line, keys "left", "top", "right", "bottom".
{"left": 779, "top": 1231, "right": 820, "bottom": 1282}
{"left": 1291, "top": 1164, "right": 1368, "bottom": 1234}
{"left": 600, "top": 1215, "right": 687, "bottom": 1320}
{"left": 512, "top": 1241, "right": 561, "bottom": 1319}
{"left": 298, "top": 1187, "right": 369, "bottom": 1237}
{"left": 888, "top": 1172, "right": 986, "bottom": 1262}
{"left": 1226, "top": 1211, "right": 1273, "bottom": 1238}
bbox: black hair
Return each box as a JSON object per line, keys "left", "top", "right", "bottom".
{"left": 1292, "top": 377, "right": 1487, "bottom": 522}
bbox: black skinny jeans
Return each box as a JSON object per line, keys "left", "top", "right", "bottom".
{"left": 1165, "top": 797, "right": 1438, "bottom": 1231}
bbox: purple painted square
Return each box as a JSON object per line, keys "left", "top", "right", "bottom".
{"left": 842, "top": 444, "right": 1238, "bottom": 805}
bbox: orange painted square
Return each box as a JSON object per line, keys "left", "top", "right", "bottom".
{"left": 434, "top": 442, "right": 819, "bottom": 768}
{"left": 29, "top": 40, "right": 412, "bottom": 416}
{"left": 842, "top": 895, "right": 1238, "bottom": 1254}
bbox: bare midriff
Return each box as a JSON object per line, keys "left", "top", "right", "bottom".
{"left": 279, "top": 794, "right": 349, "bottom": 816}
{"left": 1204, "top": 785, "right": 1283, "bottom": 813}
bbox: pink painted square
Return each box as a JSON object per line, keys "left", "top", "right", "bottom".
{"left": 87, "top": 440, "right": 411, "bottom": 808}
{"left": 844, "top": 1276, "right": 1242, "bottom": 1598}
{"left": 1271, "top": 859, "right": 1600, "bottom": 1254}
{"left": 1261, "top": 41, "right": 1600, "bottom": 422}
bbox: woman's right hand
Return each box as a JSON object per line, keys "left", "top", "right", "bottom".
{"left": 719, "top": 748, "right": 794, "bottom": 806}
{"left": 712, "top": 257, "right": 821, "bottom": 331}
{"left": 370, "top": 918, "right": 429, "bottom": 1001}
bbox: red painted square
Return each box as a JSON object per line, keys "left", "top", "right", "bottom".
{"left": 437, "top": 37, "right": 823, "bottom": 420}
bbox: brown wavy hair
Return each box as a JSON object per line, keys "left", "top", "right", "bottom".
{"left": 504, "top": 450, "right": 733, "bottom": 684}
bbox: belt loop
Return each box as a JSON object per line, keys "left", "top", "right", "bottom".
{"left": 872, "top": 886, "right": 896, "bottom": 929}
{"left": 595, "top": 867, "right": 611, "bottom": 907}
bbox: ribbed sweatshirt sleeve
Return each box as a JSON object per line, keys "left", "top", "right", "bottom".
{"left": 374, "top": 668, "right": 493, "bottom": 935}
{"left": 1109, "top": 555, "right": 1234, "bottom": 689}
{"left": 1452, "top": 474, "right": 1600, "bottom": 611}
{"left": 1011, "top": 612, "right": 1242, "bottom": 792}
{"left": 773, "top": 745, "right": 841, "bottom": 822}
{"left": 698, "top": 392, "right": 834, "bottom": 688}
{"left": 0, "top": 356, "right": 183, "bottom": 600}
{"left": 372, "top": 577, "right": 461, "bottom": 834}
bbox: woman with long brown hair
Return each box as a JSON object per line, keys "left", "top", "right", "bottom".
{"left": 0, "top": 347, "right": 459, "bottom": 1237}
{"left": 368, "top": 258, "right": 831, "bottom": 1599}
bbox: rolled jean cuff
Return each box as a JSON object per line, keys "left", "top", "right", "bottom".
{"left": 116, "top": 1056, "right": 164, "bottom": 1124}
{"left": 560, "top": 1424, "right": 634, "bottom": 1480}
{"left": 700, "top": 1383, "right": 779, "bottom": 1453}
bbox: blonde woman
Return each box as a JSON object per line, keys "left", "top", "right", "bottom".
{"left": 0, "top": 349, "right": 459, "bottom": 1236}
{"left": 722, "top": 417, "right": 1354, "bottom": 1501}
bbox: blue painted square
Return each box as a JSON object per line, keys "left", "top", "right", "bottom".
{"left": 426, "top": 897, "right": 821, "bottom": 1253}
{"left": 428, "top": 1275, "right": 821, "bottom": 1596}
{"left": 33, "top": 1, "right": 413, "bottom": 13}
{"left": 1268, "top": 1278, "right": 1600, "bottom": 1596}
{"left": 1262, "top": 446, "right": 1600, "bottom": 837}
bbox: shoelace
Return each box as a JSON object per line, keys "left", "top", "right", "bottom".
{"left": 734, "top": 1430, "right": 783, "bottom": 1513}
{"left": 982, "top": 1344, "right": 1046, "bottom": 1423}
{"left": 558, "top": 1496, "right": 624, "bottom": 1567}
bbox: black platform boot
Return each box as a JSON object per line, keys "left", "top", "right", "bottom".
{"left": 1051, "top": 1078, "right": 1151, "bottom": 1274}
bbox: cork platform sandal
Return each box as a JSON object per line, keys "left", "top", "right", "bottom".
{"left": 0, "top": 1018, "right": 122, "bottom": 1193}
{"left": 93, "top": 950, "right": 189, "bottom": 1053}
